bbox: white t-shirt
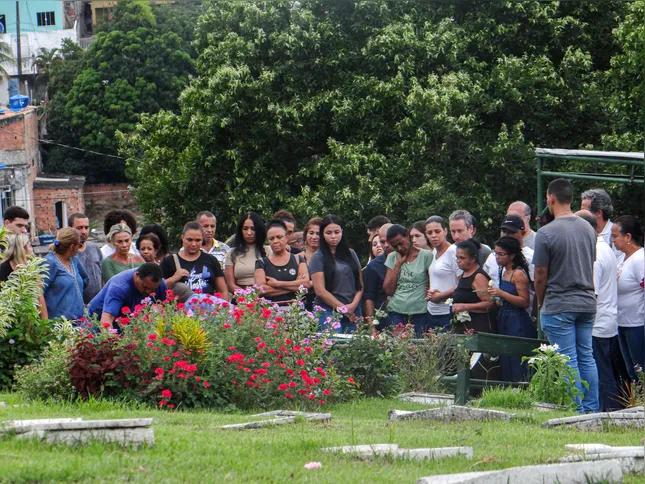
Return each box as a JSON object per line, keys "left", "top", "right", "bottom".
{"left": 616, "top": 247, "right": 645, "bottom": 328}
{"left": 101, "top": 243, "right": 140, "bottom": 258}
{"left": 593, "top": 238, "right": 618, "bottom": 338}
{"left": 427, "top": 244, "right": 459, "bottom": 315}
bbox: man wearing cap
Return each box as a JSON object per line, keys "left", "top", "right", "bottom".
{"left": 483, "top": 215, "right": 535, "bottom": 289}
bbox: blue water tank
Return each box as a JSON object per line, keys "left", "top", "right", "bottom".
{"left": 9, "top": 95, "right": 30, "bottom": 112}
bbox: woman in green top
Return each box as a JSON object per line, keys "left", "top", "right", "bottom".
{"left": 383, "top": 224, "right": 433, "bottom": 336}
{"left": 102, "top": 223, "right": 145, "bottom": 284}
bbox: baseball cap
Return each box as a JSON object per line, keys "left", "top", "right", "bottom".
{"left": 501, "top": 215, "right": 525, "bottom": 233}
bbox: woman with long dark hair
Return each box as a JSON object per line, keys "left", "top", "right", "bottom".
{"left": 410, "top": 221, "right": 431, "bottom": 251}
{"left": 425, "top": 215, "right": 458, "bottom": 329}
{"left": 139, "top": 224, "right": 170, "bottom": 261}
{"left": 487, "top": 236, "right": 535, "bottom": 381}
{"left": 310, "top": 215, "right": 363, "bottom": 333}
{"left": 224, "top": 212, "right": 267, "bottom": 293}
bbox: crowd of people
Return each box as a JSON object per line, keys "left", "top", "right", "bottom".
{"left": 1, "top": 178, "right": 643, "bottom": 413}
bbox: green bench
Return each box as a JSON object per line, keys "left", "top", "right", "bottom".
{"left": 441, "top": 332, "right": 549, "bottom": 404}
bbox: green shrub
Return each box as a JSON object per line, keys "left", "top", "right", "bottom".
{"left": 477, "top": 387, "right": 534, "bottom": 409}
{"left": 399, "top": 330, "right": 469, "bottom": 393}
{"left": 13, "top": 341, "right": 76, "bottom": 401}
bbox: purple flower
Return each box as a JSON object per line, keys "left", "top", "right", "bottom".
{"left": 8, "top": 339, "right": 15, "bottom": 345}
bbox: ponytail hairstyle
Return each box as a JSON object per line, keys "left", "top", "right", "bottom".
{"left": 319, "top": 214, "right": 362, "bottom": 292}
{"left": 494, "top": 236, "right": 531, "bottom": 283}
{"left": 51, "top": 227, "right": 81, "bottom": 254}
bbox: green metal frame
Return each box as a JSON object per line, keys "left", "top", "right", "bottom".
{"left": 535, "top": 148, "right": 645, "bottom": 339}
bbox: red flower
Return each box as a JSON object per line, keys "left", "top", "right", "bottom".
{"left": 148, "top": 334, "right": 158, "bottom": 341}
{"left": 285, "top": 339, "right": 293, "bottom": 345}
{"left": 154, "top": 367, "right": 164, "bottom": 379}
{"left": 172, "top": 352, "right": 180, "bottom": 357}
{"left": 318, "top": 400, "right": 325, "bottom": 405}
{"left": 274, "top": 317, "right": 283, "bottom": 322}
{"left": 285, "top": 369, "right": 295, "bottom": 376}
{"left": 347, "top": 377, "right": 355, "bottom": 383}
{"left": 214, "top": 292, "right": 222, "bottom": 298}
{"left": 323, "top": 389, "right": 331, "bottom": 395}
{"left": 121, "top": 306, "right": 131, "bottom": 315}
{"left": 261, "top": 308, "right": 272, "bottom": 318}
{"left": 296, "top": 359, "right": 305, "bottom": 366}
{"left": 147, "top": 342, "right": 153, "bottom": 347}
{"left": 159, "top": 400, "right": 167, "bottom": 406}
{"left": 119, "top": 317, "right": 131, "bottom": 326}
{"left": 268, "top": 349, "right": 276, "bottom": 354}
{"left": 195, "top": 376, "right": 201, "bottom": 381}
{"left": 313, "top": 378, "right": 321, "bottom": 384}
{"left": 293, "top": 345, "right": 301, "bottom": 353}
{"left": 163, "top": 356, "right": 170, "bottom": 362}
{"left": 308, "top": 393, "right": 315, "bottom": 400}
{"left": 304, "top": 346, "right": 312, "bottom": 354}
{"left": 176, "top": 303, "right": 185, "bottom": 310}
{"left": 255, "top": 368, "right": 267, "bottom": 375}
{"left": 254, "top": 337, "right": 262, "bottom": 342}
{"left": 285, "top": 393, "right": 293, "bottom": 399}
{"left": 289, "top": 381, "right": 296, "bottom": 388}
{"left": 223, "top": 323, "right": 231, "bottom": 329}
{"left": 298, "top": 389, "right": 307, "bottom": 395}
{"left": 278, "top": 383, "right": 289, "bottom": 391}
{"left": 167, "top": 403, "right": 175, "bottom": 409}
{"left": 133, "top": 327, "right": 139, "bottom": 332}
{"left": 87, "top": 334, "right": 94, "bottom": 339}
{"left": 315, "top": 368, "right": 327, "bottom": 377}
{"left": 161, "top": 389, "right": 172, "bottom": 398}
{"left": 237, "top": 297, "right": 246, "bottom": 304}
{"left": 101, "top": 322, "right": 111, "bottom": 328}
{"left": 203, "top": 381, "right": 210, "bottom": 388}
{"left": 261, "top": 362, "right": 270, "bottom": 368}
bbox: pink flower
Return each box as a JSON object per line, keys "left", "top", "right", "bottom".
{"left": 337, "top": 306, "right": 348, "bottom": 314}
{"left": 304, "top": 462, "right": 322, "bottom": 469}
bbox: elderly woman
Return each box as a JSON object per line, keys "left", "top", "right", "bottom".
{"left": 612, "top": 215, "right": 645, "bottom": 380}
{"left": 255, "top": 220, "right": 310, "bottom": 303}
{"left": 42, "top": 228, "right": 88, "bottom": 320}
{"left": 102, "top": 223, "right": 144, "bottom": 283}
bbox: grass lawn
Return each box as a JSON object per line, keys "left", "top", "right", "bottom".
{"left": 0, "top": 393, "right": 642, "bottom": 483}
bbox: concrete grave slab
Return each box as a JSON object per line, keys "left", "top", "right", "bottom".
{"left": 389, "top": 405, "right": 516, "bottom": 422}
{"left": 322, "top": 444, "right": 400, "bottom": 456}
{"left": 398, "top": 393, "right": 455, "bottom": 406}
{"left": 612, "top": 406, "right": 644, "bottom": 414}
{"left": 220, "top": 411, "right": 331, "bottom": 430}
{"left": 562, "top": 444, "right": 644, "bottom": 475}
{"left": 544, "top": 411, "right": 644, "bottom": 431}
{"left": 0, "top": 418, "right": 154, "bottom": 447}
{"left": 564, "top": 443, "right": 612, "bottom": 453}
{"left": 417, "top": 460, "right": 623, "bottom": 484}
{"left": 322, "top": 444, "right": 473, "bottom": 461}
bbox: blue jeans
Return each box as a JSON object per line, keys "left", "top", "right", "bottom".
{"left": 428, "top": 312, "right": 452, "bottom": 331}
{"left": 389, "top": 312, "right": 429, "bottom": 337}
{"left": 592, "top": 336, "right": 621, "bottom": 412}
{"left": 617, "top": 326, "right": 645, "bottom": 380}
{"left": 317, "top": 305, "right": 361, "bottom": 334}
{"left": 540, "top": 312, "right": 599, "bottom": 413}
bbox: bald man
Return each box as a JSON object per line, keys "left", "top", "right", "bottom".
{"left": 576, "top": 209, "right": 621, "bottom": 411}
{"left": 363, "top": 223, "right": 393, "bottom": 331}
{"left": 507, "top": 201, "right": 535, "bottom": 249}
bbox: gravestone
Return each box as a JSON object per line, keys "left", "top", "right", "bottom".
{"left": 220, "top": 410, "right": 331, "bottom": 430}
{"left": 0, "top": 418, "right": 154, "bottom": 447}
{"left": 322, "top": 443, "right": 473, "bottom": 461}
{"left": 389, "top": 405, "right": 516, "bottom": 422}
{"left": 543, "top": 411, "right": 644, "bottom": 431}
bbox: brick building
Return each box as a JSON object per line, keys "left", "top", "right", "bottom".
{"left": 0, "top": 106, "right": 40, "bottom": 222}
{"left": 33, "top": 174, "right": 86, "bottom": 233}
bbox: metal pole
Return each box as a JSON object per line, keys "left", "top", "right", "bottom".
{"left": 535, "top": 155, "right": 543, "bottom": 340}
{"left": 15, "top": 0, "right": 21, "bottom": 93}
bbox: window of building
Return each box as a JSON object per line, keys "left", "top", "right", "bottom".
{"left": 37, "top": 11, "right": 56, "bottom": 27}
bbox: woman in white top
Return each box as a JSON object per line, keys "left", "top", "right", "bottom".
{"left": 425, "top": 216, "right": 459, "bottom": 329}
{"left": 611, "top": 215, "right": 645, "bottom": 380}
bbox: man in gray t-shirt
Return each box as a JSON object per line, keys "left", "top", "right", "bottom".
{"left": 70, "top": 213, "right": 103, "bottom": 303}
{"left": 532, "top": 178, "right": 598, "bottom": 414}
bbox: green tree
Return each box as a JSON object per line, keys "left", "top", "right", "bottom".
{"left": 42, "top": 0, "right": 195, "bottom": 182}
{"left": 124, "top": 0, "right": 638, "bottom": 250}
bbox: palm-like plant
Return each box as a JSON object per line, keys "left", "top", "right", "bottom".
{"left": 34, "top": 47, "right": 61, "bottom": 76}
{"left": 0, "top": 39, "right": 14, "bottom": 78}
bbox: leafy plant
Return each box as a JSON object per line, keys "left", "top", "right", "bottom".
{"left": 399, "top": 329, "right": 469, "bottom": 393}
{"left": 158, "top": 314, "right": 210, "bottom": 354}
{"left": 523, "top": 344, "right": 587, "bottom": 408}
{"left": 332, "top": 322, "right": 407, "bottom": 398}
{"left": 13, "top": 341, "right": 76, "bottom": 402}
{"left": 0, "top": 254, "right": 51, "bottom": 388}
{"left": 617, "top": 364, "right": 645, "bottom": 409}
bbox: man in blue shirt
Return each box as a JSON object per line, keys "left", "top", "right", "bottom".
{"left": 88, "top": 263, "right": 167, "bottom": 325}
{"left": 363, "top": 223, "right": 393, "bottom": 331}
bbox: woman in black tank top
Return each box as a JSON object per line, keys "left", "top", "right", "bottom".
{"left": 451, "top": 239, "right": 495, "bottom": 333}
{"left": 255, "top": 220, "right": 311, "bottom": 303}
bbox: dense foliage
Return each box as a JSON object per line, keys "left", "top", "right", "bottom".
{"left": 42, "top": 0, "right": 199, "bottom": 182}
{"left": 123, "top": 0, "right": 644, "bottom": 248}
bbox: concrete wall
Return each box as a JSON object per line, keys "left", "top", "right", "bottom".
{"left": 1, "top": 1, "right": 65, "bottom": 33}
